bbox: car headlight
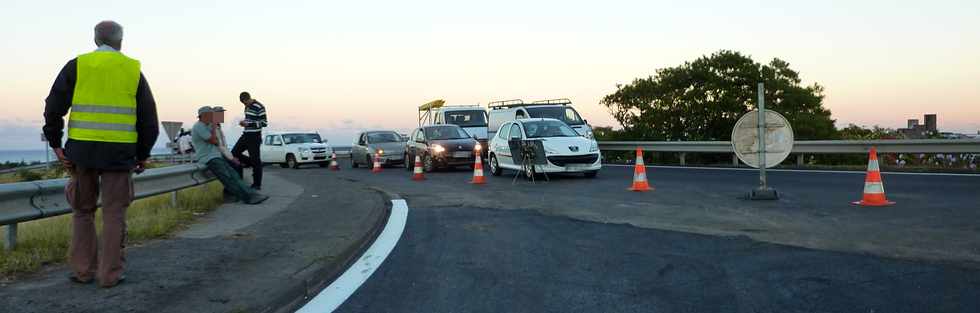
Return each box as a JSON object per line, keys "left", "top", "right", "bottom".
{"left": 431, "top": 144, "right": 445, "bottom": 154}
{"left": 586, "top": 129, "right": 594, "bottom": 139}
{"left": 474, "top": 143, "right": 482, "bottom": 151}
{"left": 376, "top": 149, "right": 384, "bottom": 155}
{"left": 298, "top": 147, "right": 310, "bottom": 152}
{"left": 589, "top": 141, "right": 598, "bottom": 152}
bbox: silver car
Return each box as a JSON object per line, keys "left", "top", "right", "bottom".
{"left": 351, "top": 130, "right": 407, "bottom": 168}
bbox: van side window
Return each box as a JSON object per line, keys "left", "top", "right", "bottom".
{"left": 515, "top": 110, "right": 526, "bottom": 119}
{"left": 265, "top": 136, "right": 274, "bottom": 145}
{"left": 414, "top": 129, "right": 425, "bottom": 142}
{"left": 359, "top": 134, "right": 367, "bottom": 145}
{"left": 271, "top": 136, "right": 283, "bottom": 145}
{"left": 509, "top": 124, "right": 522, "bottom": 140}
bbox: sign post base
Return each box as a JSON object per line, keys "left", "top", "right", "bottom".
{"left": 749, "top": 187, "right": 779, "bottom": 200}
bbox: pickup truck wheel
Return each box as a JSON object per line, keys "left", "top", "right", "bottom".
{"left": 279, "top": 161, "right": 289, "bottom": 169}
{"left": 286, "top": 154, "right": 299, "bottom": 169}
{"left": 405, "top": 153, "right": 412, "bottom": 171}
{"left": 351, "top": 156, "right": 359, "bottom": 168}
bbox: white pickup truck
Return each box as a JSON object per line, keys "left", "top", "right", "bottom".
{"left": 260, "top": 132, "right": 334, "bottom": 169}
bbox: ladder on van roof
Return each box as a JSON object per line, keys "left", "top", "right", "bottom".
{"left": 487, "top": 99, "right": 525, "bottom": 110}
{"left": 532, "top": 98, "right": 572, "bottom": 105}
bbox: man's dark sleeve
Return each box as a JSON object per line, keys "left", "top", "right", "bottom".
{"left": 135, "top": 73, "right": 159, "bottom": 161}
{"left": 42, "top": 59, "right": 77, "bottom": 149}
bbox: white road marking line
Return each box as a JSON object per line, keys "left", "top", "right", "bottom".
{"left": 296, "top": 199, "right": 409, "bottom": 313}
{"left": 604, "top": 164, "right": 980, "bottom": 177}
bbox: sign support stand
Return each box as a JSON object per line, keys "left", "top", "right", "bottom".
{"left": 750, "top": 83, "right": 778, "bottom": 200}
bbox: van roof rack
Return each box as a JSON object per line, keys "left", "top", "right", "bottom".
{"left": 418, "top": 99, "right": 445, "bottom": 127}
{"left": 487, "top": 99, "right": 526, "bottom": 109}
{"left": 532, "top": 98, "right": 572, "bottom": 105}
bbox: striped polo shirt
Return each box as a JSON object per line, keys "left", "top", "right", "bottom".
{"left": 243, "top": 101, "right": 268, "bottom": 133}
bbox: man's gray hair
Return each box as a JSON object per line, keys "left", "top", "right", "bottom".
{"left": 94, "top": 20, "right": 124, "bottom": 48}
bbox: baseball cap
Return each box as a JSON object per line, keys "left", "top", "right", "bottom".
{"left": 197, "top": 106, "right": 213, "bottom": 116}
{"left": 211, "top": 106, "right": 227, "bottom": 112}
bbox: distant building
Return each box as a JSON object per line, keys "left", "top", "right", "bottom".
{"left": 898, "top": 114, "right": 937, "bottom": 139}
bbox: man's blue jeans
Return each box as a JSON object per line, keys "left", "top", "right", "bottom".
{"left": 206, "top": 158, "right": 257, "bottom": 202}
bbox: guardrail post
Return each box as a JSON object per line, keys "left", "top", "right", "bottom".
{"left": 679, "top": 153, "right": 687, "bottom": 166}
{"left": 170, "top": 191, "right": 178, "bottom": 207}
{"left": 4, "top": 223, "right": 17, "bottom": 251}
{"left": 732, "top": 154, "right": 739, "bottom": 167}
{"left": 797, "top": 154, "right": 804, "bottom": 166}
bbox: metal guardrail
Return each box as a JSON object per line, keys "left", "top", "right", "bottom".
{"left": 598, "top": 139, "right": 980, "bottom": 166}
{"left": 599, "top": 139, "right": 980, "bottom": 153}
{"left": 0, "top": 163, "right": 215, "bottom": 250}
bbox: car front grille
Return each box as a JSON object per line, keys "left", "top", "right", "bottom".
{"left": 311, "top": 147, "right": 327, "bottom": 153}
{"left": 547, "top": 154, "right": 599, "bottom": 167}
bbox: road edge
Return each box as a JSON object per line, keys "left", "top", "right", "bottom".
{"left": 267, "top": 189, "right": 395, "bottom": 313}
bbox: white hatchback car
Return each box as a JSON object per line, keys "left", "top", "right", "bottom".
{"left": 261, "top": 132, "right": 334, "bottom": 169}
{"left": 488, "top": 118, "right": 601, "bottom": 178}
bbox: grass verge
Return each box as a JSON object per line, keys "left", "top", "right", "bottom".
{"left": 0, "top": 181, "right": 223, "bottom": 280}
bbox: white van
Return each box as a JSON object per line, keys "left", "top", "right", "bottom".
{"left": 487, "top": 99, "right": 593, "bottom": 139}
{"left": 419, "top": 100, "right": 489, "bottom": 146}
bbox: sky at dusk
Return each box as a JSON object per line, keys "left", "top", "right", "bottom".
{"left": 1, "top": 0, "right": 978, "bottom": 149}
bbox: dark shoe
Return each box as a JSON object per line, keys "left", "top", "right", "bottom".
{"left": 100, "top": 275, "right": 125, "bottom": 288}
{"left": 245, "top": 194, "right": 270, "bottom": 205}
{"left": 69, "top": 275, "right": 93, "bottom": 284}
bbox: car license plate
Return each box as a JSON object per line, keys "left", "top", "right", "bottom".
{"left": 565, "top": 165, "right": 587, "bottom": 171}
{"left": 453, "top": 151, "right": 471, "bottom": 158}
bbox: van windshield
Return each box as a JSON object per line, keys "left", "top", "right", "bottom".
{"left": 443, "top": 110, "right": 487, "bottom": 127}
{"left": 282, "top": 133, "right": 322, "bottom": 144}
{"left": 526, "top": 107, "right": 585, "bottom": 126}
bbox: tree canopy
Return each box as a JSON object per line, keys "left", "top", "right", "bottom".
{"left": 601, "top": 50, "right": 836, "bottom": 141}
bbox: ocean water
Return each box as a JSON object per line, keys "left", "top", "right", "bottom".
{"left": 0, "top": 148, "right": 171, "bottom": 164}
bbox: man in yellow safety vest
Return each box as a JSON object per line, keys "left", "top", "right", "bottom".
{"left": 42, "top": 20, "right": 159, "bottom": 288}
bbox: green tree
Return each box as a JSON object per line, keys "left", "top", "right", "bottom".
{"left": 601, "top": 50, "right": 836, "bottom": 141}
{"left": 837, "top": 124, "right": 899, "bottom": 140}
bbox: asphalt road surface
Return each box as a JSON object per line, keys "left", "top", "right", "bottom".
{"left": 321, "top": 159, "right": 980, "bottom": 312}
{"left": 339, "top": 205, "right": 980, "bottom": 313}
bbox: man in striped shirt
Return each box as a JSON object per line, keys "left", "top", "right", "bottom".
{"left": 232, "top": 91, "right": 267, "bottom": 189}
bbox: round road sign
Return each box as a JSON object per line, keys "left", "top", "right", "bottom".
{"left": 731, "top": 110, "right": 794, "bottom": 169}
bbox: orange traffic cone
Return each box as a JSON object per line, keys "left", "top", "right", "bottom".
{"left": 328, "top": 152, "right": 340, "bottom": 171}
{"left": 852, "top": 146, "right": 895, "bottom": 206}
{"left": 470, "top": 154, "right": 485, "bottom": 184}
{"left": 372, "top": 152, "right": 382, "bottom": 173}
{"left": 412, "top": 155, "right": 425, "bottom": 181}
{"left": 628, "top": 148, "right": 652, "bottom": 192}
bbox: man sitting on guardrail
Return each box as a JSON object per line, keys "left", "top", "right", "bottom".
{"left": 192, "top": 106, "right": 269, "bottom": 205}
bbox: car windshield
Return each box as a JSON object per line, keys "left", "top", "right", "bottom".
{"left": 523, "top": 120, "right": 580, "bottom": 138}
{"left": 367, "top": 132, "right": 402, "bottom": 143}
{"left": 425, "top": 126, "right": 470, "bottom": 140}
{"left": 526, "top": 106, "right": 585, "bottom": 126}
{"left": 282, "top": 133, "right": 322, "bottom": 144}
{"left": 443, "top": 110, "right": 487, "bottom": 127}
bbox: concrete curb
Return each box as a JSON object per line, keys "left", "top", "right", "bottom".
{"left": 266, "top": 189, "right": 395, "bottom": 313}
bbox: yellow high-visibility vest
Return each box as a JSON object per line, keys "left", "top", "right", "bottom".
{"left": 67, "top": 51, "right": 141, "bottom": 143}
